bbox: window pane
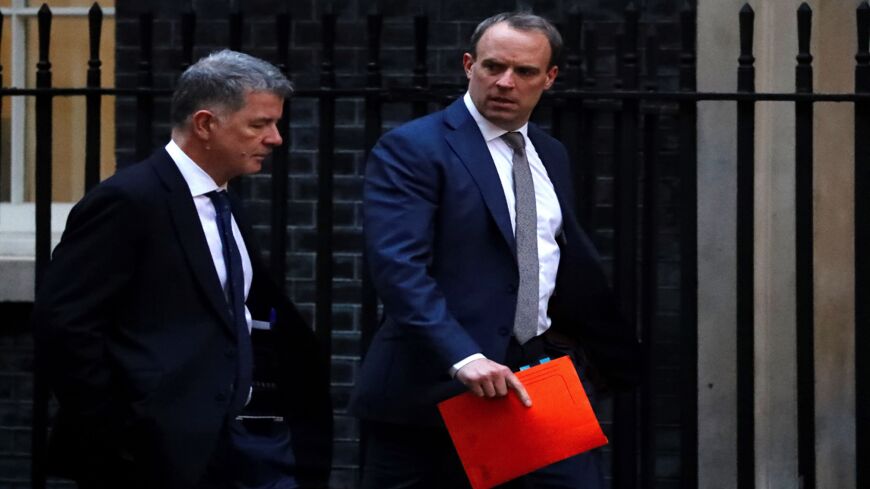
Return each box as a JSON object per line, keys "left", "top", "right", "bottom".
{"left": 21, "top": 15, "right": 115, "bottom": 202}
{"left": 0, "top": 14, "right": 10, "bottom": 201}
{"left": 26, "top": 0, "right": 115, "bottom": 7}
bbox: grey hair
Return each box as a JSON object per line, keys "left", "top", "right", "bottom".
{"left": 469, "top": 12, "right": 563, "bottom": 68}
{"left": 170, "top": 49, "right": 292, "bottom": 127}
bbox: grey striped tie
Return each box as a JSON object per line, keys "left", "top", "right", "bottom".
{"left": 502, "top": 131, "right": 539, "bottom": 344}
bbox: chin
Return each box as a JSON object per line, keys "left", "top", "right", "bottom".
{"left": 244, "top": 162, "right": 263, "bottom": 175}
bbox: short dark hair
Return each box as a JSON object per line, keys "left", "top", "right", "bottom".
{"left": 170, "top": 49, "right": 292, "bottom": 127}
{"left": 469, "top": 12, "right": 563, "bottom": 68}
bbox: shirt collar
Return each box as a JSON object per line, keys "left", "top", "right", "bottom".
{"left": 462, "top": 92, "right": 529, "bottom": 144}
{"left": 165, "top": 140, "right": 226, "bottom": 197}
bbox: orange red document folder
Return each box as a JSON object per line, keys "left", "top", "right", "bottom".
{"left": 437, "top": 356, "right": 608, "bottom": 489}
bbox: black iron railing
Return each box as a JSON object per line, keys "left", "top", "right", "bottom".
{"left": 2, "top": 2, "right": 866, "bottom": 489}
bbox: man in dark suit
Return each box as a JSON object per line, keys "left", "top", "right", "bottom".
{"left": 32, "top": 50, "right": 331, "bottom": 489}
{"left": 351, "top": 12, "right": 640, "bottom": 489}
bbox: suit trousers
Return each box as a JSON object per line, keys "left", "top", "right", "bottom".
{"left": 197, "top": 418, "right": 299, "bottom": 489}
{"left": 75, "top": 418, "right": 298, "bottom": 489}
{"left": 360, "top": 333, "right": 605, "bottom": 489}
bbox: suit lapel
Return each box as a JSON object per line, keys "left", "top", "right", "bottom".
{"left": 150, "top": 150, "right": 235, "bottom": 334}
{"left": 443, "top": 99, "right": 516, "bottom": 255}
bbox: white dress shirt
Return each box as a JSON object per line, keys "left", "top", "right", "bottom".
{"left": 451, "top": 94, "right": 564, "bottom": 375}
{"left": 165, "top": 140, "right": 254, "bottom": 332}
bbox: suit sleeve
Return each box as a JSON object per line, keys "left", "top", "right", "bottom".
{"left": 364, "top": 129, "right": 481, "bottom": 372}
{"left": 33, "top": 184, "right": 143, "bottom": 422}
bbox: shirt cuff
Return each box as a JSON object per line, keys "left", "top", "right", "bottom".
{"left": 450, "top": 353, "right": 487, "bottom": 378}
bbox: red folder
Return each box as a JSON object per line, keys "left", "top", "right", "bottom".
{"left": 437, "top": 355, "right": 607, "bottom": 489}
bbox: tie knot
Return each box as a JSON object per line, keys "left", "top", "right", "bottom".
{"left": 501, "top": 131, "right": 525, "bottom": 152}
{"left": 206, "top": 190, "right": 231, "bottom": 215}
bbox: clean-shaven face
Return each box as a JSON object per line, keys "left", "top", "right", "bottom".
{"left": 463, "top": 22, "right": 558, "bottom": 131}
{"left": 208, "top": 91, "right": 284, "bottom": 183}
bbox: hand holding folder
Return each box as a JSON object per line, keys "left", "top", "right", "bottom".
{"left": 438, "top": 356, "right": 607, "bottom": 489}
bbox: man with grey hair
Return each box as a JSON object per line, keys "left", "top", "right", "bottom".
{"left": 33, "top": 50, "right": 332, "bottom": 489}
{"left": 351, "top": 11, "right": 639, "bottom": 489}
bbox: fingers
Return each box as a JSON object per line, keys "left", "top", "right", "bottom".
{"left": 506, "top": 373, "right": 532, "bottom": 407}
{"left": 455, "top": 358, "right": 532, "bottom": 407}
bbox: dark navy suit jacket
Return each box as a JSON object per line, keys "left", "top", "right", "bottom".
{"left": 350, "top": 98, "right": 640, "bottom": 426}
{"left": 33, "top": 150, "right": 332, "bottom": 488}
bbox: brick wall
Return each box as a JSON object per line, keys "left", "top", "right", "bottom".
{"left": 0, "top": 0, "right": 693, "bottom": 487}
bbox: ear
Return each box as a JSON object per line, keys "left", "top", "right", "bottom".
{"left": 543, "top": 65, "right": 559, "bottom": 90}
{"left": 190, "top": 109, "right": 217, "bottom": 141}
{"left": 462, "top": 52, "right": 475, "bottom": 80}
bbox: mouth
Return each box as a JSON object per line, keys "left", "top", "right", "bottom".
{"left": 488, "top": 96, "right": 517, "bottom": 107}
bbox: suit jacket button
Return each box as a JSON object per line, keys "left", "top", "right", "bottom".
{"left": 225, "top": 347, "right": 235, "bottom": 358}
{"left": 215, "top": 392, "right": 227, "bottom": 402}
{"left": 498, "top": 327, "right": 510, "bottom": 336}
{"left": 507, "top": 283, "right": 517, "bottom": 293}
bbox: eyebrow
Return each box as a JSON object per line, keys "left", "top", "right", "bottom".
{"left": 481, "top": 58, "right": 541, "bottom": 70}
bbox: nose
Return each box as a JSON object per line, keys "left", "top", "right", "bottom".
{"left": 495, "top": 69, "right": 515, "bottom": 89}
{"left": 264, "top": 123, "right": 283, "bottom": 147}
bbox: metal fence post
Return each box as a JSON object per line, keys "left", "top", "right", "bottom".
{"left": 677, "top": 3, "right": 698, "bottom": 488}
{"left": 854, "top": 3, "right": 870, "bottom": 488}
{"left": 794, "top": 4, "right": 816, "bottom": 488}
{"left": 32, "top": 7, "right": 53, "bottom": 489}
{"left": 736, "top": 5, "right": 756, "bottom": 489}
{"left": 85, "top": 3, "right": 103, "bottom": 193}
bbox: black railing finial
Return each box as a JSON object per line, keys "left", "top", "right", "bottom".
{"left": 564, "top": 12, "right": 583, "bottom": 89}
{"left": 797, "top": 3, "right": 812, "bottom": 61}
{"left": 680, "top": 1, "right": 696, "bottom": 92}
{"left": 85, "top": 2, "right": 103, "bottom": 191}
{"left": 135, "top": 12, "right": 153, "bottom": 161}
{"left": 621, "top": 2, "right": 639, "bottom": 90}
{"left": 858, "top": 2, "right": 870, "bottom": 66}
{"left": 138, "top": 12, "right": 153, "bottom": 72}
{"left": 680, "top": 2, "right": 696, "bottom": 54}
{"left": 229, "top": 8, "right": 243, "bottom": 51}
{"left": 645, "top": 28, "right": 658, "bottom": 91}
{"left": 180, "top": 11, "right": 195, "bottom": 71}
{"left": 624, "top": 2, "right": 639, "bottom": 54}
{"left": 739, "top": 3, "right": 755, "bottom": 61}
{"left": 0, "top": 10, "right": 4, "bottom": 86}
{"left": 321, "top": 12, "right": 336, "bottom": 88}
{"left": 413, "top": 15, "right": 428, "bottom": 89}
{"left": 88, "top": 3, "right": 103, "bottom": 66}
{"left": 38, "top": 4, "right": 52, "bottom": 69}
{"left": 796, "top": 3, "right": 813, "bottom": 94}
{"left": 858, "top": 2, "right": 870, "bottom": 96}
{"left": 584, "top": 26, "right": 597, "bottom": 89}
{"left": 275, "top": 12, "right": 291, "bottom": 75}
{"left": 738, "top": 3, "right": 755, "bottom": 92}
{"left": 366, "top": 13, "right": 382, "bottom": 88}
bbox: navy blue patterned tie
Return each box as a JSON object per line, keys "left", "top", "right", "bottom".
{"left": 207, "top": 190, "right": 253, "bottom": 412}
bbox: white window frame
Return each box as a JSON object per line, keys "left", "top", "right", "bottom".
{"left": 0, "top": 2, "right": 115, "bottom": 300}
{"left": 4, "top": 1, "right": 116, "bottom": 205}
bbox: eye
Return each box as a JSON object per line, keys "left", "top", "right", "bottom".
{"left": 515, "top": 67, "right": 539, "bottom": 77}
{"left": 481, "top": 60, "right": 505, "bottom": 74}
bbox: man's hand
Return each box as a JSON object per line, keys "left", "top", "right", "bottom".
{"left": 455, "top": 358, "right": 532, "bottom": 407}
